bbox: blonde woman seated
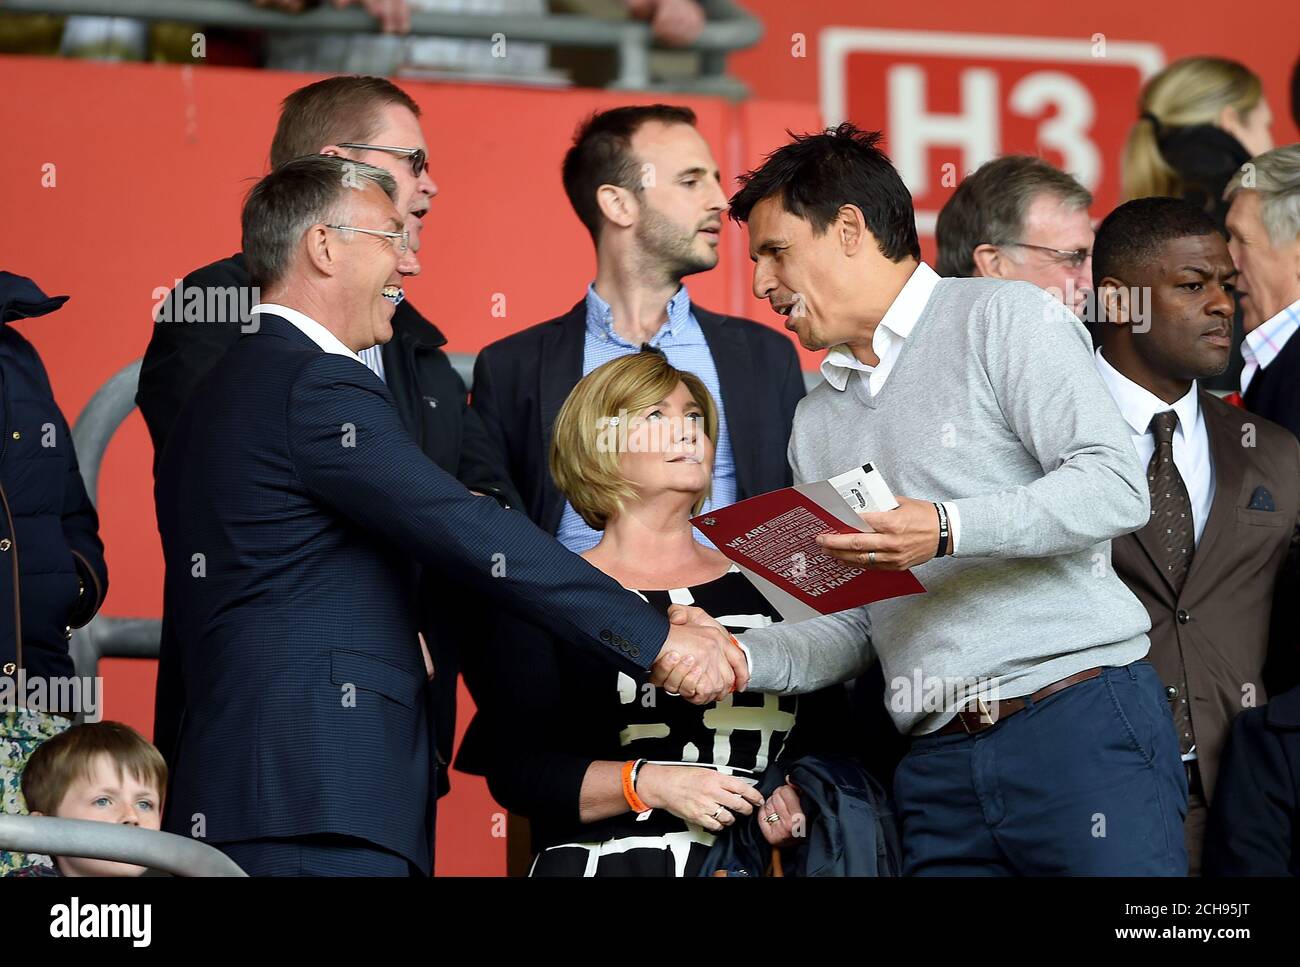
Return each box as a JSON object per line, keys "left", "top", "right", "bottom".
{"left": 467, "top": 351, "right": 847, "bottom": 877}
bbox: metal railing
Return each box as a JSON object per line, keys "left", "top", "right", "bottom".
{"left": 0, "top": 814, "right": 247, "bottom": 875}
{"left": 68, "top": 359, "right": 159, "bottom": 684}
{"left": 0, "top": 0, "right": 764, "bottom": 96}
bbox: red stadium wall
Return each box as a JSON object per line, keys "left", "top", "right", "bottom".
{"left": 0, "top": 3, "right": 1295, "bottom": 875}
{"left": 0, "top": 55, "right": 821, "bottom": 876}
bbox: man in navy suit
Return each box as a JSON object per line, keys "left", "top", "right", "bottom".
{"left": 154, "top": 155, "right": 744, "bottom": 876}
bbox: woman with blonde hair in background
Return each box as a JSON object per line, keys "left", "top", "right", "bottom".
{"left": 461, "top": 350, "right": 851, "bottom": 876}
{"left": 1123, "top": 56, "right": 1274, "bottom": 226}
{"left": 1123, "top": 56, "right": 1276, "bottom": 392}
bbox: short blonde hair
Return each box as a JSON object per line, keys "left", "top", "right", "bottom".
{"left": 1122, "top": 57, "right": 1263, "bottom": 202}
{"left": 550, "top": 352, "right": 719, "bottom": 531}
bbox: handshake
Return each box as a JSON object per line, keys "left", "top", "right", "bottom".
{"left": 649, "top": 605, "right": 749, "bottom": 704}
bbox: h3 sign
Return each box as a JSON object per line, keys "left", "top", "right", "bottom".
{"left": 819, "top": 28, "right": 1165, "bottom": 235}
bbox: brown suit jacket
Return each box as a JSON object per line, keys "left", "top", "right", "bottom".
{"left": 1112, "top": 390, "right": 1300, "bottom": 803}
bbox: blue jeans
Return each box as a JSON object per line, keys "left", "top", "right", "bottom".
{"left": 894, "top": 661, "right": 1188, "bottom": 876}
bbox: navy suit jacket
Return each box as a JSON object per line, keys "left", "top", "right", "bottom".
{"left": 154, "top": 314, "right": 668, "bottom": 871}
{"left": 1244, "top": 329, "right": 1300, "bottom": 444}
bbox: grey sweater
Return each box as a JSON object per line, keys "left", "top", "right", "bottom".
{"left": 741, "top": 277, "right": 1153, "bottom": 735}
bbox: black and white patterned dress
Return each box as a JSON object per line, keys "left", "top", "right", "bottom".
{"left": 471, "top": 565, "right": 821, "bottom": 877}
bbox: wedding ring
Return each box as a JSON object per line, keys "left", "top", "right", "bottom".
{"left": 711, "top": 808, "right": 722, "bottom": 820}
{"left": 765, "top": 813, "right": 781, "bottom": 824}
{"left": 867, "top": 551, "right": 877, "bottom": 567}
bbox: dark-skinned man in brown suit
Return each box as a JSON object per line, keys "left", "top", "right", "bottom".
{"left": 1092, "top": 196, "right": 1300, "bottom": 875}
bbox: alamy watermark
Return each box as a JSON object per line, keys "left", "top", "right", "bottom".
{"left": 151, "top": 281, "right": 260, "bottom": 332}
{"left": 1, "top": 670, "right": 103, "bottom": 721}
{"left": 889, "top": 668, "right": 1003, "bottom": 716}
{"left": 594, "top": 412, "right": 704, "bottom": 455}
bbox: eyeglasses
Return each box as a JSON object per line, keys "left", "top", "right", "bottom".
{"left": 1006, "top": 241, "right": 1092, "bottom": 269}
{"left": 337, "top": 142, "right": 428, "bottom": 179}
{"left": 325, "top": 224, "right": 410, "bottom": 254}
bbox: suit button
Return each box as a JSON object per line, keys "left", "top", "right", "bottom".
{"left": 629, "top": 647, "right": 640, "bottom": 658}
{"left": 64, "top": 625, "right": 73, "bottom": 641}
{"left": 599, "top": 630, "right": 612, "bottom": 642}
{"left": 1165, "top": 685, "right": 1178, "bottom": 700}
{"left": 2, "top": 662, "right": 14, "bottom": 675}
{"left": 1176, "top": 610, "right": 1190, "bottom": 624}
{"left": 0, "top": 539, "right": 10, "bottom": 551}
{"left": 10, "top": 431, "right": 19, "bottom": 440}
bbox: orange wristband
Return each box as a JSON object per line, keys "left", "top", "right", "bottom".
{"left": 621, "top": 759, "right": 650, "bottom": 813}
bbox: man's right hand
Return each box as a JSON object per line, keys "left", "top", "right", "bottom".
{"left": 652, "top": 610, "right": 741, "bottom": 704}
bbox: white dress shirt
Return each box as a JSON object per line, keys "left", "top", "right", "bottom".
{"left": 1240, "top": 297, "right": 1300, "bottom": 395}
{"left": 818, "top": 262, "right": 963, "bottom": 551}
{"left": 1095, "top": 348, "right": 1215, "bottom": 546}
{"left": 251, "top": 302, "right": 386, "bottom": 383}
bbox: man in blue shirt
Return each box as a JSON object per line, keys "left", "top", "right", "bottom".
{"left": 471, "top": 104, "right": 806, "bottom": 550}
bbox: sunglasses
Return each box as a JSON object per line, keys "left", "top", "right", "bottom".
{"left": 337, "top": 142, "right": 428, "bottom": 179}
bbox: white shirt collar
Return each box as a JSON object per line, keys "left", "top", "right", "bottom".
{"left": 820, "top": 262, "right": 941, "bottom": 391}
{"left": 251, "top": 302, "right": 364, "bottom": 365}
{"left": 1095, "top": 347, "right": 1199, "bottom": 440}
{"left": 1241, "top": 296, "right": 1300, "bottom": 371}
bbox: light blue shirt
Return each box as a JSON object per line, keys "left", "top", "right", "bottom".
{"left": 358, "top": 344, "right": 386, "bottom": 383}
{"left": 554, "top": 283, "right": 737, "bottom": 552}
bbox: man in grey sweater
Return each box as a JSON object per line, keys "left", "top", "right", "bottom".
{"left": 668, "top": 124, "right": 1188, "bottom": 875}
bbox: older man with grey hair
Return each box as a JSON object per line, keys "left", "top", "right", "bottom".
{"left": 935, "top": 155, "right": 1095, "bottom": 318}
{"left": 1228, "top": 143, "right": 1300, "bottom": 440}
{"left": 153, "top": 154, "right": 745, "bottom": 876}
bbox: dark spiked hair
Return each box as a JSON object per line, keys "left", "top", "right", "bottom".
{"left": 728, "top": 122, "right": 920, "bottom": 262}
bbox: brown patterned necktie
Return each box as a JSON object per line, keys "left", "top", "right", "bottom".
{"left": 1145, "top": 410, "right": 1195, "bottom": 592}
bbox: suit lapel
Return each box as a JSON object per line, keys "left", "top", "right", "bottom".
{"left": 1181, "top": 392, "right": 1247, "bottom": 598}
{"left": 380, "top": 326, "right": 419, "bottom": 441}
{"left": 1131, "top": 495, "right": 1181, "bottom": 598}
{"left": 697, "top": 308, "right": 759, "bottom": 498}
{"left": 380, "top": 301, "right": 447, "bottom": 445}
{"left": 538, "top": 302, "right": 586, "bottom": 530}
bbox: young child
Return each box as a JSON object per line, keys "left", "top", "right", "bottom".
{"left": 5, "top": 721, "right": 166, "bottom": 877}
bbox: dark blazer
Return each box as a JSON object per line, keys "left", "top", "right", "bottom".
{"left": 0, "top": 273, "right": 108, "bottom": 696}
{"left": 154, "top": 313, "right": 671, "bottom": 872}
{"left": 1111, "top": 390, "right": 1300, "bottom": 803}
{"left": 1203, "top": 685, "right": 1300, "bottom": 876}
{"left": 470, "top": 299, "right": 806, "bottom": 535}
{"left": 139, "top": 254, "right": 518, "bottom": 787}
{"left": 1244, "top": 327, "right": 1300, "bottom": 443}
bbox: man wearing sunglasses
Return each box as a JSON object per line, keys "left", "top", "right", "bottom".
{"left": 137, "top": 75, "right": 520, "bottom": 802}
{"left": 936, "top": 155, "right": 1095, "bottom": 320}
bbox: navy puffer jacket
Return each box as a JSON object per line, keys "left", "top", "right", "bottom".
{"left": 0, "top": 272, "right": 108, "bottom": 703}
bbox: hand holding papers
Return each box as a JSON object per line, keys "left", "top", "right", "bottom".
{"left": 691, "top": 463, "right": 926, "bottom": 622}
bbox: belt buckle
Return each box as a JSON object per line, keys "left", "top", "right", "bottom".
{"left": 959, "top": 697, "right": 998, "bottom": 734}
